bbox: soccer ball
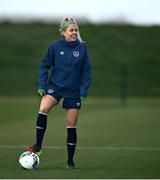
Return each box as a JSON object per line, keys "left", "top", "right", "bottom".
{"left": 19, "top": 151, "right": 40, "bottom": 170}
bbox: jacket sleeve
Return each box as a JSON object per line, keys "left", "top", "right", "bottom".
{"left": 39, "top": 44, "right": 55, "bottom": 89}
{"left": 80, "top": 44, "right": 92, "bottom": 98}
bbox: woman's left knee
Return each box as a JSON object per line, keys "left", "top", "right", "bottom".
{"left": 67, "top": 119, "right": 78, "bottom": 127}
{"left": 66, "top": 109, "right": 79, "bottom": 127}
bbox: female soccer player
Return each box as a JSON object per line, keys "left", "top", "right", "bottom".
{"left": 27, "top": 16, "right": 92, "bottom": 169}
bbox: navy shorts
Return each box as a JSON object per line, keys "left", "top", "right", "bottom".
{"left": 47, "top": 88, "right": 81, "bottom": 109}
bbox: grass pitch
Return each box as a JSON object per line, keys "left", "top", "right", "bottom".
{"left": 0, "top": 97, "right": 160, "bottom": 178}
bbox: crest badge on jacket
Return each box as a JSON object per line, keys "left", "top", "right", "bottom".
{"left": 73, "top": 51, "right": 79, "bottom": 58}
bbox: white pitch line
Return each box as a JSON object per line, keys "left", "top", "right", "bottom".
{"left": 0, "top": 145, "right": 160, "bottom": 151}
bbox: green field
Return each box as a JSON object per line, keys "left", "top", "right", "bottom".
{"left": 1, "top": 22, "right": 160, "bottom": 178}
{"left": 0, "top": 97, "right": 160, "bottom": 178}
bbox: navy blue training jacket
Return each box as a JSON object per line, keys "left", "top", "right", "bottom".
{"left": 39, "top": 36, "right": 92, "bottom": 98}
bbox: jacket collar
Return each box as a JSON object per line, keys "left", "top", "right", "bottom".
{"left": 60, "top": 35, "right": 80, "bottom": 47}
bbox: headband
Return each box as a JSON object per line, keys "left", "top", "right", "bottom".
{"left": 60, "top": 19, "right": 77, "bottom": 32}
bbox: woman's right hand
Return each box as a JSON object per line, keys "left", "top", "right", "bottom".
{"left": 38, "top": 88, "right": 46, "bottom": 96}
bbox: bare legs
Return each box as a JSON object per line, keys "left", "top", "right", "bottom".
{"left": 35, "top": 95, "right": 79, "bottom": 168}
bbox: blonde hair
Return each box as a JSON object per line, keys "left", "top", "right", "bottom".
{"left": 59, "top": 16, "right": 83, "bottom": 42}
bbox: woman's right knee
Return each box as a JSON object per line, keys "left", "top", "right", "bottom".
{"left": 39, "top": 106, "right": 50, "bottom": 114}
{"left": 39, "top": 95, "right": 57, "bottom": 114}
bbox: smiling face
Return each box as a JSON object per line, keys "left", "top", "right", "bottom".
{"left": 63, "top": 24, "right": 78, "bottom": 42}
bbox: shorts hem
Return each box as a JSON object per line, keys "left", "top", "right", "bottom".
{"left": 63, "top": 106, "right": 81, "bottom": 110}
{"left": 46, "top": 93, "right": 61, "bottom": 103}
